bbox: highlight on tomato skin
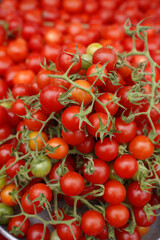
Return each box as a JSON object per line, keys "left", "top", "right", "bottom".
{"left": 0, "top": 1, "right": 160, "bottom": 240}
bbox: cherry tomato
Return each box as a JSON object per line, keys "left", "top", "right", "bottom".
{"left": 83, "top": 158, "right": 110, "bottom": 184}
{"left": 60, "top": 171, "right": 85, "bottom": 196}
{"left": 136, "top": 225, "right": 149, "bottom": 236}
{"left": 46, "top": 137, "right": 69, "bottom": 159}
{"left": 86, "top": 64, "right": 108, "bottom": 86}
{"left": 29, "top": 131, "right": 48, "bottom": 151}
{"left": 87, "top": 112, "right": 111, "bottom": 138}
{"left": 127, "top": 181, "right": 152, "bottom": 207}
{"left": 81, "top": 210, "right": 105, "bottom": 236}
{"left": 57, "top": 215, "right": 81, "bottom": 240}
{"left": 40, "top": 85, "right": 66, "bottom": 114}
{"left": 1, "top": 184, "right": 19, "bottom": 207}
{"left": 69, "top": 80, "right": 93, "bottom": 106}
{"left": 24, "top": 109, "right": 47, "bottom": 131}
{"left": 30, "top": 156, "right": 52, "bottom": 178}
{"left": 115, "top": 227, "right": 141, "bottom": 240}
{"left": 103, "top": 180, "right": 126, "bottom": 204}
{"left": 5, "top": 158, "right": 25, "bottom": 178}
{"left": 61, "top": 129, "right": 86, "bottom": 145}
{"left": 76, "top": 135, "right": 95, "bottom": 154}
{"left": 27, "top": 223, "right": 50, "bottom": 240}
{"left": 105, "top": 204, "right": 129, "bottom": 228}
{"left": 133, "top": 207, "right": 156, "bottom": 227}
{"left": 114, "top": 117, "right": 137, "bottom": 143}
{"left": 129, "top": 135, "right": 154, "bottom": 160}
{"left": 49, "top": 161, "right": 74, "bottom": 182}
{"left": 8, "top": 215, "right": 30, "bottom": 238}
{"left": 92, "top": 47, "right": 117, "bottom": 71}
{"left": 114, "top": 154, "right": 138, "bottom": 179}
{"left": 0, "top": 203, "right": 14, "bottom": 225}
{"left": 95, "top": 137, "right": 119, "bottom": 161}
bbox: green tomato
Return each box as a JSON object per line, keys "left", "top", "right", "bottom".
{"left": 81, "top": 54, "right": 92, "bottom": 70}
{"left": 50, "top": 229, "right": 60, "bottom": 240}
{"left": 86, "top": 42, "right": 102, "bottom": 56}
{"left": 0, "top": 203, "right": 14, "bottom": 225}
{"left": 0, "top": 174, "right": 6, "bottom": 190}
{"left": 31, "top": 155, "right": 52, "bottom": 178}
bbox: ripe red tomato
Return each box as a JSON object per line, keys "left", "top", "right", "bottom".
{"left": 49, "top": 161, "right": 74, "bottom": 182}
{"left": 5, "top": 158, "right": 25, "bottom": 178}
{"left": 133, "top": 207, "right": 156, "bottom": 227}
{"left": 114, "top": 117, "right": 137, "bottom": 143}
{"left": 105, "top": 204, "right": 129, "bottom": 228}
{"left": 94, "top": 137, "right": 119, "bottom": 161}
{"left": 8, "top": 215, "right": 30, "bottom": 238}
{"left": 81, "top": 210, "right": 105, "bottom": 236}
{"left": 61, "top": 129, "right": 86, "bottom": 145}
{"left": 29, "top": 183, "right": 52, "bottom": 211}
{"left": 21, "top": 191, "right": 42, "bottom": 214}
{"left": 0, "top": 124, "right": 12, "bottom": 141}
{"left": 86, "top": 64, "right": 108, "bottom": 86}
{"left": 60, "top": 171, "right": 85, "bottom": 196}
{"left": 56, "top": 48, "right": 81, "bottom": 74}
{"left": 115, "top": 227, "right": 141, "bottom": 240}
{"left": 103, "top": 180, "right": 126, "bottom": 204}
{"left": 127, "top": 181, "right": 152, "bottom": 207}
{"left": 83, "top": 158, "right": 110, "bottom": 184}
{"left": 7, "top": 38, "right": 28, "bottom": 62}
{"left": 0, "top": 106, "right": 8, "bottom": 126}
{"left": 57, "top": 215, "right": 81, "bottom": 240}
{"left": 24, "top": 109, "right": 47, "bottom": 131}
{"left": 27, "top": 223, "right": 50, "bottom": 240}
{"left": 40, "top": 85, "right": 66, "bottom": 114}
{"left": 94, "top": 92, "right": 119, "bottom": 116}
{"left": 87, "top": 112, "right": 111, "bottom": 138}
{"left": 129, "top": 135, "right": 154, "bottom": 160}
{"left": 0, "top": 144, "right": 13, "bottom": 166}
{"left": 61, "top": 105, "right": 85, "bottom": 131}
{"left": 76, "top": 135, "right": 95, "bottom": 154}
{"left": 114, "top": 154, "right": 138, "bottom": 179}
{"left": 92, "top": 47, "right": 117, "bottom": 71}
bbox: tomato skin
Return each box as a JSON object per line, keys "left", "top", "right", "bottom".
{"left": 61, "top": 105, "right": 85, "bottom": 132}
{"left": 56, "top": 48, "right": 81, "bottom": 74}
{"left": 1, "top": 184, "right": 19, "bottom": 206}
{"left": 29, "top": 131, "right": 48, "bottom": 151}
{"left": 136, "top": 225, "right": 149, "bottom": 236}
{"left": 103, "top": 180, "right": 126, "bottom": 204}
{"left": 69, "top": 80, "right": 93, "bottom": 106}
{"left": 12, "top": 99, "right": 28, "bottom": 116}
{"left": 8, "top": 215, "right": 30, "bottom": 238}
{"left": 0, "top": 144, "right": 13, "bottom": 166}
{"left": 0, "top": 124, "right": 12, "bottom": 141}
{"left": 49, "top": 161, "right": 74, "bottom": 182}
{"left": 21, "top": 191, "right": 42, "bottom": 214}
{"left": 83, "top": 158, "right": 110, "bottom": 184}
{"left": 95, "top": 137, "right": 119, "bottom": 161}
{"left": 29, "top": 183, "right": 52, "bottom": 210}
{"left": 24, "top": 109, "right": 47, "bottom": 131}
{"left": 114, "top": 154, "right": 138, "bottom": 179}
{"left": 94, "top": 92, "right": 119, "bottom": 116}
{"left": 13, "top": 70, "right": 35, "bottom": 85}
{"left": 87, "top": 112, "right": 111, "bottom": 138}
{"left": 76, "top": 135, "right": 95, "bottom": 154}
{"left": 31, "top": 156, "right": 52, "bottom": 178}
{"left": 12, "top": 84, "right": 30, "bottom": 99}
{"left": 127, "top": 181, "right": 152, "bottom": 207}
{"left": 96, "top": 223, "right": 108, "bottom": 240}
{"left": 81, "top": 210, "right": 105, "bottom": 236}
{"left": 5, "top": 158, "right": 25, "bottom": 178}
{"left": 0, "top": 203, "right": 14, "bottom": 225}
{"left": 40, "top": 85, "right": 66, "bottom": 114}
{"left": 133, "top": 207, "right": 156, "bottom": 227}
{"left": 114, "top": 117, "right": 137, "bottom": 143}
{"left": 46, "top": 137, "right": 69, "bottom": 159}
{"left": 61, "top": 129, "right": 86, "bottom": 145}
{"left": 27, "top": 223, "right": 50, "bottom": 240}
{"left": 0, "top": 79, "right": 8, "bottom": 99}
{"left": 86, "top": 64, "right": 108, "bottom": 86}
{"left": 0, "top": 56, "right": 13, "bottom": 76}
{"left": 129, "top": 135, "right": 154, "bottom": 160}
{"left": 92, "top": 47, "right": 117, "bottom": 71}
{"left": 105, "top": 204, "right": 129, "bottom": 228}
{"left": 57, "top": 216, "right": 81, "bottom": 240}
{"left": 115, "top": 227, "right": 141, "bottom": 240}
{"left": 36, "top": 69, "right": 53, "bottom": 89}
{"left": 117, "top": 86, "right": 135, "bottom": 109}
{"left": 60, "top": 172, "right": 85, "bottom": 196}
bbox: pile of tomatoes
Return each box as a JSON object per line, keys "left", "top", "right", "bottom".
{"left": 0, "top": 0, "right": 160, "bottom": 240}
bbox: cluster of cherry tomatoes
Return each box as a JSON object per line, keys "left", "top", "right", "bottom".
{"left": 0, "top": 0, "right": 160, "bottom": 240}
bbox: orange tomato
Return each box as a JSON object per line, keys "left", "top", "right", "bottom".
{"left": 69, "top": 80, "right": 93, "bottom": 106}
{"left": 46, "top": 137, "right": 69, "bottom": 159}
{"left": 29, "top": 131, "right": 48, "bottom": 151}
{"left": 136, "top": 226, "right": 149, "bottom": 236}
{"left": 13, "top": 70, "right": 35, "bottom": 85}
{"left": 1, "top": 184, "right": 19, "bottom": 206}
